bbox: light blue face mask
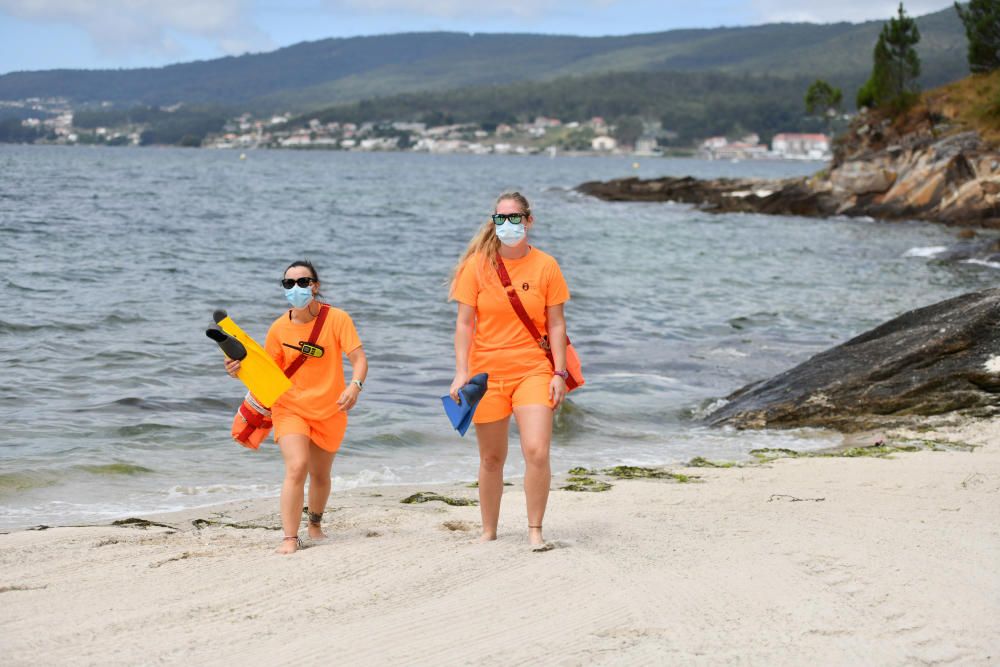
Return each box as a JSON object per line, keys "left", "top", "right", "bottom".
{"left": 495, "top": 220, "right": 526, "bottom": 247}
{"left": 284, "top": 285, "right": 314, "bottom": 309}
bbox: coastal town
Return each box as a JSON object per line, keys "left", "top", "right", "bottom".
{"left": 3, "top": 97, "right": 833, "bottom": 160}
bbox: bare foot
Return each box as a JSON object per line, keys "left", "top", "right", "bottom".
{"left": 478, "top": 532, "right": 497, "bottom": 543}
{"left": 307, "top": 524, "right": 327, "bottom": 541}
{"left": 275, "top": 537, "right": 300, "bottom": 555}
{"left": 528, "top": 526, "right": 545, "bottom": 546}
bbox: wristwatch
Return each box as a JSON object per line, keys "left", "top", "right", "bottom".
{"left": 553, "top": 370, "right": 569, "bottom": 380}
{"left": 351, "top": 379, "right": 364, "bottom": 391}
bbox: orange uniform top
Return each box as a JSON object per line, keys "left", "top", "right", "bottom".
{"left": 264, "top": 305, "right": 362, "bottom": 421}
{"left": 452, "top": 248, "right": 570, "bottom": 379}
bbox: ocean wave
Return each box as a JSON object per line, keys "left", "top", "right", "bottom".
{"left": 553, "top": 398, "right": 594, "bottom": 437}
{"left": 688, "top": 398, "right": 730, "bottom": 421}
{"left": 75, "top": 462, "right": 155, "bottom": 476}
{"left": 100, "top": 312, "right": 151, "bottom": 325}
{"left": 167, "top": 483, "right": 276, "bottom": 498}
{"left": 85, "top": 396, "right": 234, "bottom": 414}
{"left": 357, "top": 431, "right": 434, "bottom": 448}
{"left": 903, "top": 246, "right": 948, "bottom": 258}
{"left": 0, "top": 470, "right": 60, "bottom": 495}
{"left": 962, "top": 258, "right": 1000, "bottom": 269}
{"left": 599, "top": 371, "right": 681, "bottom": 389}
{"left": 0, "top": 319, "right": 89, "bottom": 334}
{"left": 113, "top": 423, "right": 178, "bottom": 437}
{"left": 332, "top": 467, "right": 401, "bottom": 490}
{"left": 78, "top": 349, "right": 164, "bottom": 365}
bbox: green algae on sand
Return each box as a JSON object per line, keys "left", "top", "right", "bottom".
{"left": 401, "top": 492, "right": 478, "bottom": 506}
{"left": 561, "top": 477, "right": 613, "bottom": 492}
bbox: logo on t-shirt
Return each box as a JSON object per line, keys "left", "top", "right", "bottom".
{"left": 521, "top": 282, "right": 530, "bottom": 291}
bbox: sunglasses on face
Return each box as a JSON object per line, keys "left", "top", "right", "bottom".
{"left": 492, "top": 213, "right": 525, "bottom": 225}
{"left": 280, "top": 277, "right": 316, "bottom": 289}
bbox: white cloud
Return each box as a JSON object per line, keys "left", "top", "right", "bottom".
{"left": 0, "top": 0, "right": 271, "bottom": 58}
{"left": 748, "top": 0, "right": 955, "bottom": 24}
{"left": 321, "top": 0, "right": 614, "bottom": 20}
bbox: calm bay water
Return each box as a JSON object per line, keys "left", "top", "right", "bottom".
{"left": 1, "top": 145, "right": 995, "bottom": 530}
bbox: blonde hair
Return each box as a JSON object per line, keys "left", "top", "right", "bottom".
{"left": 448, "top": 191, "right": 532, "bottom": 298}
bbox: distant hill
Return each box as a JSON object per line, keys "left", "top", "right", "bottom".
{"left": 295, "top": 70, "right": 824, "bottom": 143}
{"left": 0, "top": 8, "right": 967, "bottom": 113}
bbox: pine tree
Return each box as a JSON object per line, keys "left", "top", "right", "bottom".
{"left": 955, "top": 0, "right": 1000, "bottom": 73}
{"left": 857, "top": 3, "right": 922, "bottom": 113}
{"left": 805, "top": 79, "right": 843, "bottom": 116}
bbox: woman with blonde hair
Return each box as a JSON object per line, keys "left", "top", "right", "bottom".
{"left": 449, "top": 192, "right": 571, "bottom": 547}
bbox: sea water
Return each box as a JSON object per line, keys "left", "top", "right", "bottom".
{"left": 1, "top": 145, "right": 995, "bottom": 530}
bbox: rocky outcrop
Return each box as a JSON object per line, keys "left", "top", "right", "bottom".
{"left": 577, "top": 176, "right": 842, "bottom": 217}
{"left": 706, "top": 289, "right": 1000, "bottom": 431}
{"left": 822, "top": 126, "right": 1000, "bottom": 225}
{"left": 578, "top": 108, "right": 1000, "bottom": 228}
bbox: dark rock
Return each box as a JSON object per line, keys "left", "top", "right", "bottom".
{"left": 707, "top": 289, "right": 1000, "bottom": 431}
{"left": 576, "top": 176, "right": 839, "bottom": 217}
{"left": 919, "top": 237, "right": 1000, "bottom": 262}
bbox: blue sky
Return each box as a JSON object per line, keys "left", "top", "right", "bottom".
{"left": 0, "top": 0, "right": 955, "bottom": 74}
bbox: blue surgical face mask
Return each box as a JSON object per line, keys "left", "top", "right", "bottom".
{"left": 284, "top": 285, "right": 314, "bottom": 309}
{"left": 495, "top": 220, "right": 526, "bottom": 247}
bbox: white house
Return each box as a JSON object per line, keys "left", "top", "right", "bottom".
{"left": 771, "top": 133, "right": 831, "bottom": 160}
{"left": 591, "top": 136, "right": 617, "bottom": 152}
{"left": 700, "top": 136, "right": 768, "bottom": 160}
{"left": 634, "top": 136, "right": 660, "bottom": 156}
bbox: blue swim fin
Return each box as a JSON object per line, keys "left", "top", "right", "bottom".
{"left": 441, "top": 373, "right": 489, "bottom": 436}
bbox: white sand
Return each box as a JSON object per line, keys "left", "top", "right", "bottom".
{"left": 1, "top": 423, "right": 998, "bottom": 666}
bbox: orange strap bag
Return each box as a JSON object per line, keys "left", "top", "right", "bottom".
{"left": 231, "top": 305, "right": 330, "bottom": 449}
{"left": 496, "top": 258, "right": 584, "bottom": 392}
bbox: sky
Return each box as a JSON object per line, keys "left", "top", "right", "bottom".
{"left": 0, "top": 0, "right": 956, "bottom": 74}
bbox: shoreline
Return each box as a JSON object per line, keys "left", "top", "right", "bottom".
{"left": 2, "top": 420, "right": 997, "bottom": 664}
{"left": 0, "top": 142, "right": 828, "bottom": 164}
{"left": 0, "top": 424, "right": 922, "bottom": 535}
{"left": 0, "top": 423, "right": 979, "bottom": 535}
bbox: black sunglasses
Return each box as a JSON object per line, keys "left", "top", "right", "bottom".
{"left": 492, "top": 213, "right": 525, "bottom": 225}
{"left": 280, "top": 277, "right": 316, "bottom": 289}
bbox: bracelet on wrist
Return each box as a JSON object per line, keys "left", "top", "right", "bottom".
{"left": 553, "top": 370, "right": 569, "bottom": 380}
{"left": 351, "top": 379, "right": 363, "bottom": 391}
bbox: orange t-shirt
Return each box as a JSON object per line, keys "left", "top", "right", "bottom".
{"left": 265, "top": 305, "right": 362, "bottom": 420}
{"left": 452, "top": 247, "right": 570, "bottom": 379}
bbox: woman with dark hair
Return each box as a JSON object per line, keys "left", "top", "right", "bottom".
{"left": 225, "top": 260, "right": 367, "bottom": 554}
{"left": 449, "top": 192, "right": 571, "bottom": 548}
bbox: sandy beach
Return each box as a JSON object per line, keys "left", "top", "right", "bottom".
{"left": 1, "top": 422, "right": 997, "bottom": 666}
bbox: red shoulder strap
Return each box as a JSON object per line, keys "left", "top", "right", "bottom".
{"left": 496, "top": 257, "right": 549, "bottom": 351}
{"left": 284, "top": 304, "right": 329, "bottom": 379}
{"left": 496, "top": 257, "right": 578, "bottom": 390}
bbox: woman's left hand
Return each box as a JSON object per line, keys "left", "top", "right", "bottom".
{"left": 549, "top": 375, "right": 567, "bottom": 410}
{"left": 336, "top": 384, "right": 361, "bottom": 413}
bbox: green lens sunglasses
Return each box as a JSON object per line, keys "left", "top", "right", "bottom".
{"left": 492, "top": 213, "right": 524, "bottom": 225}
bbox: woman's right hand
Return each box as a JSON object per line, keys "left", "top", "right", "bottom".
{"left": 449, "top": 372, "right": 470, "bottom": 402}
{"left": 224, "top": 358, "right": 241, "bottom": 378}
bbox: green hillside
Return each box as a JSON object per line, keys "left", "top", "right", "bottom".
{"left": 295, "top": 70, "right": 823, "bottom": 143}
{"left": 0, "top": 8, "right": 967, "bottom": 113}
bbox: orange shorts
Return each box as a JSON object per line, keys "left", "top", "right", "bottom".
{"left": 272, "top": 411, "right": 347, "bottom": 453}
{"left": 473, "top": 373, "right": 553, "bottom": 424}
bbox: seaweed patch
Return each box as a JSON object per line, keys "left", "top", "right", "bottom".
{"left": 561, "top": 477, "right": 613, "bottom": 492}
{"left": 401, "top": 492, "right": 478, "bottom": 506}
